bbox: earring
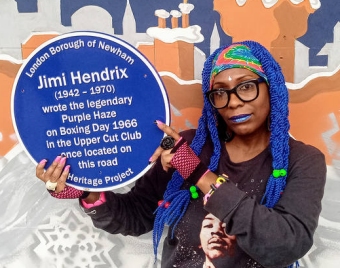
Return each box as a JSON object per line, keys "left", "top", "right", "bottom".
{"left": 267, "top": 116, "right": 271, "bottom": 132}
{"left": 225, "top": 130, "right": 234, "bottom": 142}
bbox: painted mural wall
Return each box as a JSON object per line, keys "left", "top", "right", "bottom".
{"left": 0, "top": 0, "right": 340, "bottom": 267}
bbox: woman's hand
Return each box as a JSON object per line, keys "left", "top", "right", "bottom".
{"left": 150, "top": 120, "right": 181, "bottom": 172}
{"left": 36, "top": 156, "right": 88, "bottom": 199}
{"left": 151, "top": 121, "right": 209, "bottom": 185}
{"left": 36, "top": 156, "right": 69, "bottom": 193}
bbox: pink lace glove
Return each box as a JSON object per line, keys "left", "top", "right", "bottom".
{"left": 49, "top": 186, "right": 89, "bottom": 199}
{"left": 170, "top": 137, "right": 209, "bottom": 185}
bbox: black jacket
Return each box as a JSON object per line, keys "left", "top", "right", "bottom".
{"left": 82, "top": 129, "right": 326, "bottom": 268}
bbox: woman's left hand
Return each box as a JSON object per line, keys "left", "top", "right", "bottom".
{"left": 150, "top": 121, "right": 218, "bottom": 193}
{"left": 150, "top": 120, "right": 181, "bottom": 172}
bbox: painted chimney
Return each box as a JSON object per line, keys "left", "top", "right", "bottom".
{"left": 179, "top": 1, "right": 194, "bottom": 28}
{"left": 170, "top": 10, "right": 182, "bottom": 29}
{"left": 155, "top": 9, "right": 170, "bottom": 28}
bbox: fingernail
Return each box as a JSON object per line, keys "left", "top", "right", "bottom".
{"left": 60, "top": 157, "right": 66, "bottom": 165}
{"left": 39, "top": 159, "right": 47, "bottom": 165}
{"left": 54, "top": 156, "right": 62, "bottom": 163}
{"left": 154, "top": 120, "right": 164, "bottom": 125}
{"left": 64, "top": 165, "right": 70, "bottom": 172}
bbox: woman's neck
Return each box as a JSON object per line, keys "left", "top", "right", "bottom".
{"left": 225, "top": 131, "right": 270, "bottom": 163}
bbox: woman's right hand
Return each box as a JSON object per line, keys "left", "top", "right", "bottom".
{"left": 36, "top": 156, "right": 88, "bottom": 199}
{"left": 36, "top": 156, "right": 69, "bottom": 193}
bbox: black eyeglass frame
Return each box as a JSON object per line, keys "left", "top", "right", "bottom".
{"left": 206, "top": 77, "right": 266, "bottom": 109}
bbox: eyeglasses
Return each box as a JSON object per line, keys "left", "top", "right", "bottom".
{"left": 206, "top": 77, "right": 266, "bottom": 109}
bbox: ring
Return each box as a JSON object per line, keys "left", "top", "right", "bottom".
{"left": 160, "top": 136, "right": 175, "bottom": 150}
{"left": 46, "top": 180, "right": 58, "bottom": 191}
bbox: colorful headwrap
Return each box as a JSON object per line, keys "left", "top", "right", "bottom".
{"left": 153, "top": 40, "right": 293, "bottom": 266}
{"left": 209, "top": 44, "right": 268, "bottom": 88}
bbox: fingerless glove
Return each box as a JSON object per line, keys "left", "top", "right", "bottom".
{"left": 49, "top": 186, "right": 89, "bottom": 199}
{"left": 170, "top": 137, "right": 209, "bottom": 185}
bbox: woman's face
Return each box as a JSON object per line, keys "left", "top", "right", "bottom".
{"left": 212, "top": 68, "right": 270, "bottom": 138}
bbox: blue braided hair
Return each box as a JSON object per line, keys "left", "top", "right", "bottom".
{"left": 153, "top": 40, "right": 291, "bottom": 265}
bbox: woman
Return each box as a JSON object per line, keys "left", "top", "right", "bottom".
{"left": 36, "top": 41, "right": 326, "bottom": 268}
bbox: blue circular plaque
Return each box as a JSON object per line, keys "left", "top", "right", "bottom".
{"left": 12, "top": 31, "right": 170, "bottom": 191}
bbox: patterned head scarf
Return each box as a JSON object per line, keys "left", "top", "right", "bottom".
{"left": 210, "top": 44, "right": 268, "bottom": 88}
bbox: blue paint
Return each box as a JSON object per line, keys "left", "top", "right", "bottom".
{"left": 298, "top": 1, "right": 340, "bottom": 66}
{"left": 15, "top": 0, "right": 340, "bottom": 66}
{"left": 15, "top": 0, "right": 37, "bottom": 12}
{"left": 60, "top": 0, "right": 127, "bottom": 34}
{"left": 61, "top": 0, "right": 231, "bottom": 57}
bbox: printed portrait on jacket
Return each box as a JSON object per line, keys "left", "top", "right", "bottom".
{"left": 199, "top": 213, "right": 237, "bottom": 268}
